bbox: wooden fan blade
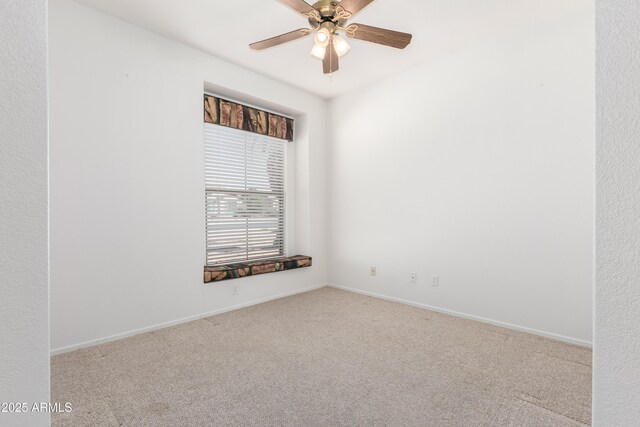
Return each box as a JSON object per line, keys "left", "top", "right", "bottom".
{"left": 249, "top": 29, "right": 310, "bottom": 50}
{"left": 278, "top": 0, "right": 315, "bottom": 15}
{"left": 323, "top": 42, "right": 339, "bottom": 74}
{"left": 346, "top": 23, "right": 412, "bottom": 49}
{"left": 337, "top": 0, "right": 376, "bottom": 17}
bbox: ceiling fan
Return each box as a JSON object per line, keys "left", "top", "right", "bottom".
{"left": 249, "top": 0, "right": 412, "bottom": 74}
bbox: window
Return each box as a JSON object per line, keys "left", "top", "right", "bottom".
{"left": 205, "top": 123, "right": 286, "bottom": 265}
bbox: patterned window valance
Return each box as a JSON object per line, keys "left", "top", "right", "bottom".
{"left": 204, "top": 94, "right": 294, "bottom": 142}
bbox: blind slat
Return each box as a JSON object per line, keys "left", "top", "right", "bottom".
{"left": 205, "top": 123, "right": 287, "bottom": 265}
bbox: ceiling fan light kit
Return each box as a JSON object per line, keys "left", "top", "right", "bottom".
{"left": 250, "top": 0, "right": 412, "bottom": 75}
{"left": 315, "top": 23, "right": 332, "bottom": 46}
{"left": 332, "top": 34, "right": 350, "bottom": 56}
{"left": 310, "top": 43, "right": 327, "bottom": 59}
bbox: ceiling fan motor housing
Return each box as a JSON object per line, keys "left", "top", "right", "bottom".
{"left": 309, "top": 0, "right": 348, "bottom": 28}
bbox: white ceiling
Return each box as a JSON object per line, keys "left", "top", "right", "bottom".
{"left": 71, "top": 0, "right": 583, "bottom": 99}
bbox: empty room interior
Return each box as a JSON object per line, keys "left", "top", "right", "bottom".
{"left": 2, "top": 0, "right": 640, "bottom": 426}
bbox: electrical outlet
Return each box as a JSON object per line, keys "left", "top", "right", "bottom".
{"left": 370, "top": 266, "right": 377, "bottom": 276}
{"left": 232, "top": 284, "right": 238, "bottom": 295}
{"left": 410, "top": 272, "right": 417, "bottom": 283}
{"left": 432, "top": 275, "right": 439, "bottom": 287}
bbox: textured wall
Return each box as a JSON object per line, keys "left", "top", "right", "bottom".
{"left": 0, "top": 0, "right": 50, "bottom": 425}
{"left": 595, "top": 1, "right": 640, "bottom": 425}
{"left": 328, "top": 8, "right": 594, "bottom": 345}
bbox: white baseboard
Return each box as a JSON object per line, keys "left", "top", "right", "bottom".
{"left": 50, "top": 284, "right": 327, "bottom": 356}
{"left": 52, "top": 283, "right": 591, "bottom": 355}
{"left": 327, "top": 283, "right": 592, "bottom": 348}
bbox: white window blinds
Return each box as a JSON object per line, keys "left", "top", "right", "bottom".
{"left": 205, "top": 123, "right": 286, "bottom": 265}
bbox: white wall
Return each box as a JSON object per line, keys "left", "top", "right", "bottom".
{"left": 327, "top": 8, "right": 594, "bottom": 345}
{"left": 49, "top": 0, "right": 327, "bottom": 353}
{"left": 594, "top": 1, "right": 640, "bottom": 425}
{"left": 49, "top": 0, "right": 596, "bottom": 356}
{"left": 0, "top": 0, "right": 50, "bottom": 425}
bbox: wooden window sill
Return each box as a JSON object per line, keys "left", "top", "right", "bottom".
{"left": 204, "top": 255, "right": 312, "bottom": 283}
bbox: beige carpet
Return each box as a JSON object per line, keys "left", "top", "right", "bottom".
{"left": 51, "top": 287, "right": 592, "bottom": 426}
